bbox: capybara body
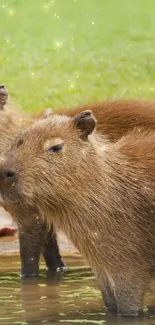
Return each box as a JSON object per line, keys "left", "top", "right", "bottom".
{"left": 0, "top": 87, "right": 65, "bottom": 276}
{"left": 3, "top": 90, "right": 155, "bottom": 278}
{"left": 1, "top": 111, "right": 155, "bottom": 316}
{"left": 60, "top": 99, "right": 155, "bottom": 141}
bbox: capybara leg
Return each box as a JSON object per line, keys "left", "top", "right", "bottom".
{"left": 18, "top": 223, "right": 42, "bottom": 278}
{"left": 97, "top": 272, "right": 117, "bottom": 314}
{"left": 115, "top": 271, "right": 149, "bottom": 317}
{"left": 42, "top": 224, "right": 66, "bottom": 272}
{"left": 102, "top": 284, "right": 117, "bottom": 314}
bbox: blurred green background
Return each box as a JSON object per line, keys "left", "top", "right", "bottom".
{"left": 1, "top": 0, "right": 155, "bottom": 112}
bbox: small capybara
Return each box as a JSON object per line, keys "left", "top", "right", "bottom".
{"left": 0, "top": 85, "right": 65, "bottom": 277}
{"left": 1, "top": 110, "right": 155, "bottom": 317}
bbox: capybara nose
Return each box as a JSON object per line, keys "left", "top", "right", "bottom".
{"left": 6, "top": 169, "right": 16, "bottom": 179}
{"left": 0, "top": 168, "right": 16, "bottom": 180}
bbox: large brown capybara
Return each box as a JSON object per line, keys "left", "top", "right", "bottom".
{"left": 63, "top": 100, "right": 155, "bottom": 140}
{"left": 1, "top": 111, "right": 155, "bottom": 317}
{"left": 3, "top": 85, "right": 155, "bottom": 278}
{"left": 0, "top": 86, "right": 65, "bottom": 277}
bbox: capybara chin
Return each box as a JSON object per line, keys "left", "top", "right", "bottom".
{"left": 1, "top": 111, "right": 155, "bottom": 317}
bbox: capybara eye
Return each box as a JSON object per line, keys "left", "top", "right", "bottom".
{"left": 17, "top": 138, "right": 23, "bottom": 148}
{"left": 47, "top": 144, "right": 64, "bottom": 153}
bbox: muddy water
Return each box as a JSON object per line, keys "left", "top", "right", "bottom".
{"left": 1, "top": 256, "right": 155, "bottom": 325}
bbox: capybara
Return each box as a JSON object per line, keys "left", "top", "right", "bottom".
{"left": 0, "top": 85, "right": 65, "bottom": 277}
{"left": 3, "top": 85, "right": 155, "bottom": 278}
{"left": 1, "top": 110, "right": 155, "bottom": 317}
{"left": 61, "top": 99, "right": 155, "bottom": 142}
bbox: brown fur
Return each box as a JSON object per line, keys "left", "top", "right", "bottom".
{"left": 60, "top": 99, "right": 155, "bottom": 141}
{"left": 1, "top": 110, "right": 155, "bottom": 316}
{"left": 3, "top": 93, "right": 155, "bottom": 279}
{"left": 0, "top": 88, "right": 64, "bottom": 276}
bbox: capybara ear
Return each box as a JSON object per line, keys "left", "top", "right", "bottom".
{"left": 0, "top": 85, "right": 8, "bottom": 110}
{"left": 42, "top": 107, "right": 53, "bottom": 119}
{"left": 73, "top": 110, "right": 96, "bottom": 140}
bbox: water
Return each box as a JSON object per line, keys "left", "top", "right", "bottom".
{"left": 1, "top": 255, "right": 155, "bottom": 325}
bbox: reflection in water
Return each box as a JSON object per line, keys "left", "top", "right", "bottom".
{"left": 0, "top": 255, "right": 155, "bottom": 325}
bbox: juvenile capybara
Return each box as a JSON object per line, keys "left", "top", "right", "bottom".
{"left": 1, "top": 111, "right": 155, "bottom": 316}
{"left": 0, "top": 86, "right": 65, "bottom": 277}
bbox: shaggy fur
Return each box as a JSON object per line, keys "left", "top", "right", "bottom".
{"left": 1, "top": 110, "right": 155, "bottom": 316}
{"left": 2, "top": 89, "right": 155, "bottom": 279}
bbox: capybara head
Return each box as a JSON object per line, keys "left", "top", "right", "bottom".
{"left": 0, "top": 110, "right": 96, "bottom": 204}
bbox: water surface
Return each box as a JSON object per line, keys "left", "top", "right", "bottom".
{"left": 1, "top": 255, "right": 155, "bottom": 325}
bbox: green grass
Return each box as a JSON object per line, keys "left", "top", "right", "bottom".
{"left": 1, "top": 0, "right": 155, "bottom": 112}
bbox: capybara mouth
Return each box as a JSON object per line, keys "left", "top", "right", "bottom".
{"left": 2, "top": 193, "right": 19, "bottom": 204}
{"left": 0, "top": 185, "right": 21, "bottom": 204}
